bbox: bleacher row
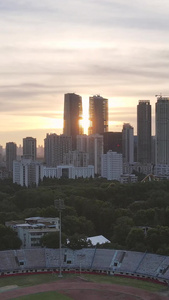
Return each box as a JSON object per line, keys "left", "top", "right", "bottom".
{"left": 0, "top": 248, "right": 169, "bottom": 281}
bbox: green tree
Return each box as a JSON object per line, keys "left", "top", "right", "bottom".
{"left": 112, "top": 216, "right": 134, "bottom": 246}
{"left": 146, "top": 228, "right": 161, "bottom": 252}
{"left": 40, "top": 232, "right": 67, "bottom": 249}
{"left": 67, "top": 234, "right": 92, "bottom": 250}
{"left": 126, "top": 227, "right": 145, "bottom": 250}
{"left": 0, "top": 225, "right": 22, "bottom": 250}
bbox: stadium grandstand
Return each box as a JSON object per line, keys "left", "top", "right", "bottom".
{"left": 0, "top": 248, "right": 169, "bottom": 285}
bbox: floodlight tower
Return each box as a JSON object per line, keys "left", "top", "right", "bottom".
{"left": 54, "top": 199, "right": 65, "bottom": 277}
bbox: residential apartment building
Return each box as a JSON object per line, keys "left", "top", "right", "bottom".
{"left": 44, "top": 133, "right": 72, "bottom": 167}
{"left": 23, "top": 137, "right": 37, "bottom": 160}
{"left": 13, "top": 159, "right": 43, "bottom": 187}
{"left": 101, "top": 151, "right": 123, "bottom": 181}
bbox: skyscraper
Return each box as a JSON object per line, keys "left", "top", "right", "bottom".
{"left": 122, "top": 123, "right": 134, "bottom": 164}
{"left": 63, "top": 93, "right": 83, "bottom": 149}
{"left": 137, "top": 100, "right": 151, "bottom": 163}
{"left": 156, "top": 96, "right": 169, "bottom": 164}
{"left": 88, "top": 95, "right": 108, "bottom": 135}
{"left": 6, "top": 142, "right": 17, "bottom": 174}
{"left": 23, "top": 137, "right": 37, "bottom": 160}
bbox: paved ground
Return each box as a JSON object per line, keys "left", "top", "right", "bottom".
{"left": 0, "top": 277, "right": 168, "bottom": 300}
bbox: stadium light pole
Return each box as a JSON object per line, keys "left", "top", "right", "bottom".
{"left": 54, "top": 199, "right": 65, "bottom": 277}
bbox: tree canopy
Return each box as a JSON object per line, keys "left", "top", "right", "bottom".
{"left": 1, "top": 178, "right": 169, "bottom": 253}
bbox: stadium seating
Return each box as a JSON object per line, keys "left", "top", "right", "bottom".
{"left": 0, "top": 247, "right": 169, "bottom": 282}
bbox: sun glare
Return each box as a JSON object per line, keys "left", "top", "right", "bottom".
{"left": 82, "top": 97, "right": 90, "bottom": 134}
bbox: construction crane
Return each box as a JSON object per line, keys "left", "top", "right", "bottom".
{"left": 155, "top": 94, "right": 169, "bottom": 98}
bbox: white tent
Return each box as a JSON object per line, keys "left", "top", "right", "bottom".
{"left": 87, "top": 235, "right": 110, "bottom": 246}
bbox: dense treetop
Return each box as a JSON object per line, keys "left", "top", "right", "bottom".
{"left": 1, "top": 177, "right": 169, "bottom": 254}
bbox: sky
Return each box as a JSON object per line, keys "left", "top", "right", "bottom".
{"left": 1, "top": 0, "right": 169, "bottom": 147}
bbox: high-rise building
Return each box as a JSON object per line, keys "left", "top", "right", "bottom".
{"left": 23, "top": 137, "right": 37, "bottom": 160}
{"left": 44, "top": 133, "right": 72, "bottom": 167}
{"left": 137, "top": 100, "right": 151, "bottom": 163}
{"left": 88, "top": 95, "right": 108, "bottom": 135}
{"left": 87, "top": 134, "right": 103, "bottom": 175}
{"left": 103, "top": 132, "right": 122, "bottom": 154}
{"left": 156, "top": 96, "right": 169, "bottom": 164}
{"left": 63, "top": 93, "right": 83, "bottom": 149}
{"left": 122, "top": 123, "right": 134, "bottom": 164}
{"left": 6, "top": 142, "right": 17, "bottom": 174}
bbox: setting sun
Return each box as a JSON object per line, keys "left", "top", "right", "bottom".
{"left": 81, "top": 97, "right": 90, "bottom": 134}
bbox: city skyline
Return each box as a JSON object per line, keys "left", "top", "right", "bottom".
{"left": 1, "top": 1, "right": 169, "bottom": 146}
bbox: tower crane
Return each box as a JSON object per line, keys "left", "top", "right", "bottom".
{"left": 155, "top": 94, "right": 169, "bottom": 98}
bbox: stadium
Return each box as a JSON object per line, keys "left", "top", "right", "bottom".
{"left": 0, "top": 248, "right": 169, "bottom": 299}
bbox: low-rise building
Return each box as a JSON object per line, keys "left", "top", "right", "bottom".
{"left": 6, "top": 217, "right": 59, "bottom": 249}
{"left": 120, "top": 174, "right": 138, "bottom": 184}
{"left": 43, "top": 165, "right": 94, "bottom": 179}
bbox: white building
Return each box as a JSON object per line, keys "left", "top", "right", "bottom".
{"left": 154, "top": 164, "right": 169, "bottom": 178}
{"left": 6, "top": 217, "right": 59, "bottom": 249}
{"left": 43, "top": 165, "right": 94, "bottom": 179}
{"left": 13, "top": 159, "right": 43, "bottom": 187}
{"left": 101, "top": 151, "right": 123, "bottom": 181}
{"left": 120, "top": 174, "right": 138, "bottom": 184}
{"left": 123, "top": 162, "right": 153, "bottom": 176}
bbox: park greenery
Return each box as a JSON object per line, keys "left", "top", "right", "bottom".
{"left": 1, "top": 177, "right": 169, "bottom": 254}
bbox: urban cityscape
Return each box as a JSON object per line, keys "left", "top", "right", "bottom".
{"left": 1, "top": 2, "right": 169, "bottom": 297}
{"left": 1, "top": 93, "right": 169, "bottom": 186}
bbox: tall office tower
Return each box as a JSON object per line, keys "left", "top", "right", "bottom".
{"left": 6, "top": 142, "right": 17, "bottom": 173}
{"left": 44, "top": 133, "right": 72, "bottom": 167}
{"left": 87, "top": 134, "right": 103, "bottom": 175}
{"left": 137, "top": 100, "right": 151, "bottom": 163}
{"left": 103, "top": 132, "right": 122, "bottom": 154}
{"left": 88, "top": 95, "right": 108, "bottom": 135}
{"left": 63, "top": 93, "right": 83, "bottom": 150}
{"left": 156, "top": 96, "right": 169, "bottom": 164}
{"left": 23, "top": 137, "right": 37, "bottom": 160}
{"left": 122, "top": 123, "right": 134, "bottom": 164}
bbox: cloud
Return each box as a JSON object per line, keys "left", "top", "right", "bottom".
{"left": 0, "top": 0, "right": 168, "bottom": 146}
